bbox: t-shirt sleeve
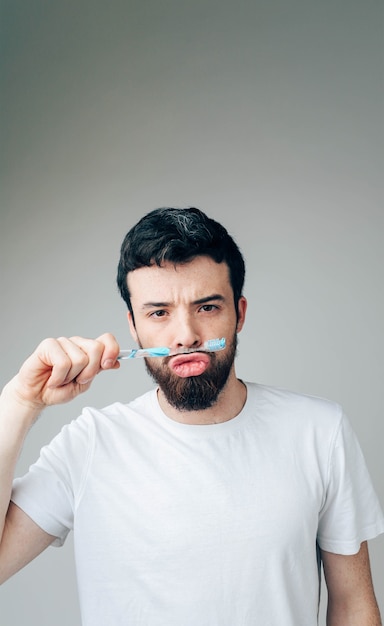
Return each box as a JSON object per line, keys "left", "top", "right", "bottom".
{"left": 317, "top": 413, "right": 384, "bottom": 554}
{"left": 11, "top": 414, "right": 93, "bottom": 547}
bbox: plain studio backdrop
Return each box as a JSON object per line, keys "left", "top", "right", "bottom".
{"left": 1, "top": 1, "right": 383, "bottom": 623}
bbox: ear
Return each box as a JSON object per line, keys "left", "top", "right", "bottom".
{"left": 236, "top": 296, "right": 247, "bottom": 333}
{"left": 127, "top": 312, "right": 139, "bottom": 343}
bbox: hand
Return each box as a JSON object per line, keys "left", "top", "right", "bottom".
{"left": 7, "top": 333, "right": 120, "bottom": 412}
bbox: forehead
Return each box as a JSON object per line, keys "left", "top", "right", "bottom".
{"left": 127, "top": 257, "right": 231, "bottom": 301}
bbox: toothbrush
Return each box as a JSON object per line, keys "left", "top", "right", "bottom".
{"left": 117, "top": 337, "right": 226, "bottom": 360}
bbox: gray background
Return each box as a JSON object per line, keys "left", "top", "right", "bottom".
{"left": 1, "top": 0, "right": 383, "bottom": 623}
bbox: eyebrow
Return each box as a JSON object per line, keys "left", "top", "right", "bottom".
{"left": 141, "top": 294, "right": 226, "bottom": 309}
{"left": 193, "top": 294, "right": 225, "bottom": 305}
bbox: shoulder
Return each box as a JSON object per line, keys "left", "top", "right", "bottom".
{"left": 37, "top": 389, "right": 157, "bottom": 453}
{"left": 77, "top": 388, "right": 157, "bottom": 424}
{"left": 244, "top": 381, "right": 344, "bottom": 435}
{"left": 246, "top": 381, "right": 342, "bottom": 414}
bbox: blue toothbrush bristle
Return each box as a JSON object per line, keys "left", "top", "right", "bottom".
{"left": 146, "top": 347, "right": 171, "bottom": 357}
{"left": 205, "top": 337, "right": 226, "bottom": 351}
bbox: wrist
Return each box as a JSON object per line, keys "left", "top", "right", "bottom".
{"left": 1, "top": 378, "right": 44, "bottom": 428}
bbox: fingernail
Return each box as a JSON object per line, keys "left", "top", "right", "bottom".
{"left": 102, "top": 359, "right": 115, "bottom": 368}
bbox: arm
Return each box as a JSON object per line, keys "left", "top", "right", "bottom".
{"left": 0, "top": 333, "right": 120, "bottom": 584}
{"left": 322, "top": 541, "right": 382, "bottom": 626}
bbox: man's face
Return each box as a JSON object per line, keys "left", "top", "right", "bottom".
{"left": 126, "top": 256, "right": 246, "bottom": 411}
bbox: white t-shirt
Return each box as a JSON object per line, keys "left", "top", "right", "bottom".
{"left": 12, "top": 383, "right": 384, "bottom": 626}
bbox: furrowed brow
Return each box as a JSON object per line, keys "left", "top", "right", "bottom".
{"left": 193, "top": 294, "right": 225, "bottom": 305}
{"left": 141, "top": 301, "right": 170, "bottom": 309}
{"left": 140, "top": 294, "right": 225, "bottom": 309}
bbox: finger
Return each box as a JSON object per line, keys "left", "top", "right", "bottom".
{"left": 67, "top": 334, "right": 120, "bottom": 383}
{"left": 48, "top": 337, "right": 91, "bottom": 387}
{"left": 94, "top": 333, "right": 121, "bottom": 370}
{"left": 18, "top": 338, "right": 74, "bottom": 393}
{"left": 64, "top": 337, "right": 105, "bottom": 385}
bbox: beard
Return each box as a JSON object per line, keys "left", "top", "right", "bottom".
{"left": 144, "top": 333, "right": 238, "bottom": 411}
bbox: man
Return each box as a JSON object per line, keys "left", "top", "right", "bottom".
{"left": 0, "top": 207, "right": 383, "bottom": 625}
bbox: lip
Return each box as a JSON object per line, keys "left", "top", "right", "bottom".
{"left": 169, "top": 352, "right": 210, "bottom": 378}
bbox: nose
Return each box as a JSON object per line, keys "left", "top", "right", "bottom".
{"left": 172, "top": 312, "right": 201, "bottom": 351}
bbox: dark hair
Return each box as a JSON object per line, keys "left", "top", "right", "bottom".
{"left": 117, "top": 207, "right": 246, "bottom": 318}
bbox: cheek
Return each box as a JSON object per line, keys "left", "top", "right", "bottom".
{"left": 130, "top": 324, "right": 162, "bottom": 350}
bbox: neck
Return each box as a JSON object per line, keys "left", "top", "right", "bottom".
{"left": 157, "top": 372, "right": 247, "bottom": 425}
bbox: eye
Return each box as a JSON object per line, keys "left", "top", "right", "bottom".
{"left": 149, "top": 309, "right": 168, "bottom": 318}
{"left": 199, "top": 304, "right": 219, "bottom": 312}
